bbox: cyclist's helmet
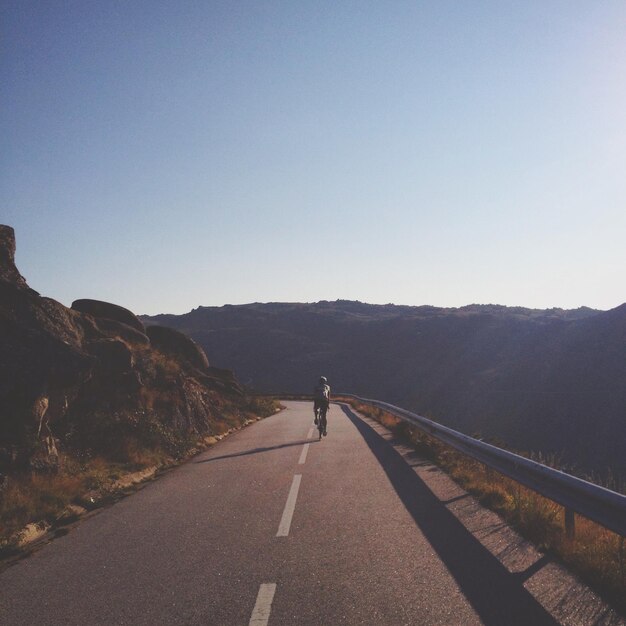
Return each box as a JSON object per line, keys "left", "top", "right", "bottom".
{"left": 319, "top": 376, "right": 328, "bottom": 384}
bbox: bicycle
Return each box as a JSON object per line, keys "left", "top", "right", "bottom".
{"left": 315, "top": 405, "right": 328, "bottom": 440}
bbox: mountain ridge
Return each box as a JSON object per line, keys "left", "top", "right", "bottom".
{"left": 142, "top": 299, "right": 626, "bottom": 479}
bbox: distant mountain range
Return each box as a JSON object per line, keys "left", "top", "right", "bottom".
{"left": 143, "top": 300, "right": 626, "bottom": 479}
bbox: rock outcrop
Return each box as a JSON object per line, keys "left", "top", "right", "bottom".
{"left": 71, "top": 299, "right": 146, "bottom": 333}
{"left": 146, "top": 325, "right": 209, "bottom": 371}
{"left": 0, "top": 225, "right": 29, "bottom": 289}
{"left": 0, "top": 225, "right": 247, "bottom": 473}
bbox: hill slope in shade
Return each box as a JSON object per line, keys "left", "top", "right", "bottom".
{"left": 0, "top": 225, "right": 250, "bottom": 474}
{"left": 143, "top": 300, "right": 626, "bottom": 479}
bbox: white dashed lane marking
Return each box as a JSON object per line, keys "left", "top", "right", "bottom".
{"left": 298, "top": 443, "right": 310, "bottom": 465}
{"left": 252, "top": 422, "right": 313, "bottom": 623}
{"left": 276, "top": 474, "right": 302, "bottom": 537}
{"left": 298, "top": 427, "right": 315, "bottom": 464}
{"left": 249, "top": 583, "right": 277, "bottom": 626}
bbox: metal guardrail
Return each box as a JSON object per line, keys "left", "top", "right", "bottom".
{"left": 338, "top": 394, "right": 626, "bottom": 538}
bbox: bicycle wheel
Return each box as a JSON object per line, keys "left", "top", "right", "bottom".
{"left": 318, "top": 407, "right": 327, "bottom": 439}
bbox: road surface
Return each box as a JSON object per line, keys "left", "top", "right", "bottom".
{"left": 0, "top": 401, "right": 622, "bottom": 625}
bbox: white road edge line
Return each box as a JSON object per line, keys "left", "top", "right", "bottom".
{"left": 307, "top": 427, "right": 314, "bottom": 439}
{"left": 277, "top": 474, "right": 302, "bottom": 537}
{"left": 298, "top": 443, "right": 310, "bottom": 465}
{"left": 249, "top": 583, "right": 277, "bottom": 626}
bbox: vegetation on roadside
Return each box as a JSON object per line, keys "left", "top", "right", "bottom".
{"left": 338, "top": 397, "right": 626, "bottom": 615}
{"left": 244, "top": 395, "right": 282, "bottom": 417}
{"left": 0, "top": 397, "right": 281, "bottom": 553}
{"left": 1, "top": 455, "right": 136, "bottom": 541}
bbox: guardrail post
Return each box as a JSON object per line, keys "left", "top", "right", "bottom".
{"left": 565, "top": 507, "right": 575, "bottom": 539}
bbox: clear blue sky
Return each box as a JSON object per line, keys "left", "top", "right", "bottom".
{"left": 2, "top": 1, "right": 625, "bottom": 314}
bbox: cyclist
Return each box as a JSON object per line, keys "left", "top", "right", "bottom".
{"left": 313, "top": 376, "right": 331, "bottom": 437}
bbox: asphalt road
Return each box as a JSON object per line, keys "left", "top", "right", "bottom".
{"left": 0, "top": 401, "right": 623, "bottom": 625}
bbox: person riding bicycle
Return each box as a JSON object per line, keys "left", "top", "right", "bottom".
{"left": 313, "top": 376, "right": 330, "bottom": 436}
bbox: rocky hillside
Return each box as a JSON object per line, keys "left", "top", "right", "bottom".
{"left": 0, "top": 225, "right": 252, "bottom": 476}
{"left": 144, "top": 300, "right": 626, "bottom": 479}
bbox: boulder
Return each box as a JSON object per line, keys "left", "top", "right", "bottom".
{"left": 146, "top": 325, "right": 210, "bottom": 372}
{"left": 71, "top": 299, "right": 145, "bottom": 333}
{"left": 201, "top": 366, "right": 244, "bottom": 396}
{"left": 93, "top": 317, "right": 150, "bottom": 346}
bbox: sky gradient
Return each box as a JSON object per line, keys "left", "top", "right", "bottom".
{"left": 2, "top": 1, "right": 625, "bottom": 314}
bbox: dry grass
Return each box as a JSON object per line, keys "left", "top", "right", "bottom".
{"left": 151, "top": 351, "right": 182, "bottom": 379}
{"left": 339, "top": 397, "right": 626, "bottom": 615}
{"left": 0, "top": 471, "right": 82, "bottom": 538}
{"left": 1, "top": 397, "right": 280, "bottom": 551}
{"left": 246, "top": 396, "right": 282, "bottom": 417}
{"left": 116, "top": 438, "right": 172, "bottom": 469}
{"left": 0, "top": 454, "right": 115, "bottom": 541}
{"left": 0, "top": 440, "right": 177, "bottom": 548}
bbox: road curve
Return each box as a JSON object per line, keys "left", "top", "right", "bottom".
{"left": 0, "top": 401, "right": 623, "bottom": 625}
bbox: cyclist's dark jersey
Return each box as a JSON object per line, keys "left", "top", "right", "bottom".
{"left": 314, "top": 383, "right": 330, "bottom": 412}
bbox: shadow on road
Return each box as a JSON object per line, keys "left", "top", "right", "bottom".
{"left": 195, "top": 439, "right": 318, "bottom": 463}
{"left": 341, "top": 404, "right": 559, "bottom": 626}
